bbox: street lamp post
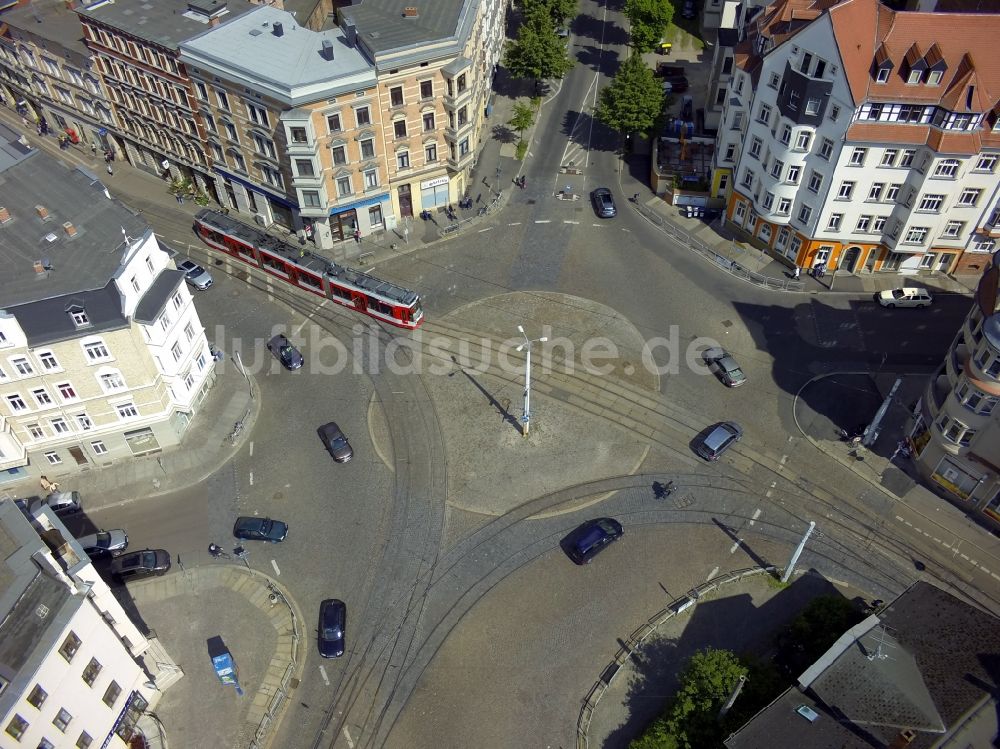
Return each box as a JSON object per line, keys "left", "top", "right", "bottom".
{"left": 516, "top": 325, "right": 547, "bottom": 437}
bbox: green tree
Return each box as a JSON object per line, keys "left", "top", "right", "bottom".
{"left": 503, "top": 7, "right": 575, "bottom": 84}
{"left": 665, "top": 648, "right": 747, "bottom": 749}
{"left": 595, "top": 53, "right": 664, "bottom": 137}
{"left": 625, "top": 0, "right": 674, "bottom": 52}
{"left": 776, "top": 595, "right": 864, "bottom": 677}
{"left": 509, "top": 101, "right": 536, "bottom": 143}
{"left": 546, "top": 0, "right": 578, "bottom": 24}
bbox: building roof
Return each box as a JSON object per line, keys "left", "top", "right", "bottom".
{"left": 180, "top": 5, "right": 375, "bottom": 106}
{"left": 733, "top": 0, "right": 833, "bottom": 86}
{"left": 725, "top": 582, "right": 1000, "bottom": 749}
{"left": 13, "top": 282, "right": 130, "bottom": 347}
{"left": 341, "top": 0, "right": 471, "bottom": 58}
{"left": 76, "top": 0, "right": 256, "bottom": 51}
{"left": 133, "top": 269, "right": 183, "bottom": 324}
{"left": 2, "top": 0, "right": 92, "bottom": 58}
{"left": 0, "top": 123, "right": 148, "bottom": 310}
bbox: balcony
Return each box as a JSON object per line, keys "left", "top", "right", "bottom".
{"left": 448, "top": 148, "right": 475, "bottom": 171}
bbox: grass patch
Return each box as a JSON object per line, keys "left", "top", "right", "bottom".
{"left": 516, "top": 140, "right": 529, "bottom": 160}
{"left": 662, "top": 23, "right": 706, "bottom": 50}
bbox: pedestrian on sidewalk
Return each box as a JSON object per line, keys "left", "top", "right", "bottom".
{"left": 632, "top": 193, "right": 639, "bottom": 203}
{"left": 353, "top": 228, "right": 361, "bottom": 244}
{"left": 175, "top": 193, "right": 184, "bottom": 204}
{"left": 106, "top": 165, "right": 113, "bottom": 176}
{"left": 90, "top": 142, "right": 97, "bottom": 155}
{"left": 793, "top": 266, "right": 800, "bottom": 279}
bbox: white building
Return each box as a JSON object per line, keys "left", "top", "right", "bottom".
{"left": 712, "top": 0, "right": 1000, "bottom": 277}
{"left": 0, "top": 125, "right": 215, "bottom": 484}
{"left": 0, "top": 499, "right": 179, "bottom": 748}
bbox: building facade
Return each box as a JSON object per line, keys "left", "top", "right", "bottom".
{"left": 713, "top": 0, "right": 1000, "bottom": 277}
{"left": 0, "top": 128, "right": 214, "bottom": 483}
{"left": 0, "top": 499, "right": 179, "bottom": 748}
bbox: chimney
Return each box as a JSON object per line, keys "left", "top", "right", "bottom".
{"left": 63, "top": 221, "right": 77, "bottom": 238}
{"left": 403, "top": 6, "right": 418, "bottom": 17}
{"left": 209, "top": 15, "right": 220, "bottom": 27}
{"left": 0, "top": 207, "right": 11, "bottom": 224}
{"left": 273, "top": 21, "right": 283, "bottom": 36}
{"left": 321, "top": 39, "right": 334, "bottom": 60}
{"left": 35, "top": 205, "right": 49, "bottom": 220}
{"left": 344, "top": 21, "right": 357, "bottom": 46}
{"left": 888, "top": 729, "right": 917, "bottom": 749}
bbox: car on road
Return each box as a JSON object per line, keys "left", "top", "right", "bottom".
{"left": 29, "top": 491, "right": 83, "bottom": 517}
{"left": 318, "top": 422, "right": 354, "bottom": 463}
{"left": 318, "top": 598, "right": 347, "bottom": 658}
{"left": 562, "top": 518, "right": 624, "bottom": 565}
{"left": 701, "top": 347, "right": 747, "bottom": 388}
{"left": 694, "top": 422, "right": 743, "bottom": 461}
{"left": 681, "top": 0, "right": 697, "bottom": 18}
{"left": 76, "top": 529, "right": 129, "bottom": 558}
{"left": 110, "top": 548, "right": 171, "bottom": 580}
{"left": 591, "top": 188, "right": 617, "bottom": 218}
{"left": 233, "top": 516, "right": 288, "bottom": 543}
{"left": 267, "top": 334, "right": 304, "bottom": 370}
{"left": 176, "top": 259, "right": 213, "bottom": 290}
{"left": 876, "top": 287, "right": 933, "bottom": 308}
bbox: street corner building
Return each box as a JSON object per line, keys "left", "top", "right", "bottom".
{"left": 708, "top": 0, "right": 1000, "bottom": 279}
{"left": 0, "top": 127, "right": 216, "bottom": 485}
{"left": 0, "top": 497, "right": 181, "bottom": 749}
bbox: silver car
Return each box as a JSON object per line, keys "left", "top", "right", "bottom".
{"left": 695, "top": 422, "right": 743, "bottom": 461}
{"left": 176, "top": 259, "right": 213, "bottom": 290}
{"left": 77, "top": 529, "right": 129, "bottom": 558}
{"left": 702, "top": 347, "right": 747, "bottom": 387}
{"left": 28, "top": 491, "right": 83, "bottom": 516}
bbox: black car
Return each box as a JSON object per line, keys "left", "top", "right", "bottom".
{"left": 267, "top": 334, "right": 304, "bottom": 371}
{"left": 318, "top": 598, "right": 346, "bottom": 658}
{"left": 591, "top": 188, "right": 617, "bottom": 218}
{"left": 562, "top": 518, "right": 624, "bottom": 565}
{"left": 318, "top": 422, "right": 354, "bottom": 463}
{"left": 110, "top": 549, "right": 171, "bottom": 580}
{"left": 233, "top": 516, "right": 288, "bottom": 543}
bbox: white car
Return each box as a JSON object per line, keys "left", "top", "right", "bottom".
{"left": 176, "top": 259, "right": 213, "bottom": 290}
{"left": 877, "top": 287, "right": 933, "bottom": 308}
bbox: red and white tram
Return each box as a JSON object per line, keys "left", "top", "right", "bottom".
{"left": 193, "top": 209, "right": 424, "bottom": 330}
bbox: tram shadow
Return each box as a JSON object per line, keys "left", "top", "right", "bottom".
{"left": 449, "top": 355, "right": 521, "bottom": 432}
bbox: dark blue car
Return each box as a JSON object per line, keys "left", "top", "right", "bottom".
{"left": 562, "top": 518, "right": 624, "bottom": 564}
{"left": 318, "top": 599, "right": 346, "bottom": 658}
{"left": 233, "top": 516, "right": 288, "bottom": 543}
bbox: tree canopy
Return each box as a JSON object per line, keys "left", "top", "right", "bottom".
{"left": 624, "top": 0, "right": 674, "bottom": 52}
{"left": 504, "top": 2, "right": 575, "bottom": 82}
{"left": 594, "top": 53, "right": 664, "bottom": 137}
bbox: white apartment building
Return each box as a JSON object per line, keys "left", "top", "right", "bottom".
{"left": 0, "top": 127, "right": 214, "bottom": 484}
{"left": 712, "top": 0, "right": 1000, "bottom": 277}
{"left": 0, "top": 499, "right": 179, "bottom": 748}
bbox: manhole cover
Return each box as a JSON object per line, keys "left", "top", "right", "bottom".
{"left": 721, "top": 320, "right": 734, "bottom": 328}
{"left": 273, "top": 491, "right": 284, "bottom": 501}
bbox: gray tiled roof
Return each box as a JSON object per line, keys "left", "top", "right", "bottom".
{"left": 12, "top": 282, "right": 130, "bottom": 347}
{"left": 3, "top": 0, "right": 91, "bottom": 57}
{"left": 76, "top": 0, "right": 256, "bottom": 51}
{"left": 0, "top": 123, "right": 148, "bottom": 310}
{"left": 134, "top": 269, "right": 184, "bottom": 324}
{"left": 342, "top": 0, "right": 472, "bottom": 57}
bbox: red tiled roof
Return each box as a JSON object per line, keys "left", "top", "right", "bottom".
{"left": 734, "top": 0, "right": 832, "bottom": 86}
{"left": 843, "top": 122, "right": 984, "bottom": 153}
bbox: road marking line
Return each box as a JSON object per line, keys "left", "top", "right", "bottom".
{"left": 780, "top": 454, "right": 788, "bottom": 465}
{"left": 271, "top": 559, "right": 280, "bottom": 576}
{"left": 535, "top": 219, "right": 551, "bottom": 224}
{"left": 249, "top": 472, "right": 253, "bottom": 486}
{"left": 750, "top": 508, "right": 762, "bottom": 526}
{"left": 319, "top": 665, "right": 330, "bottom": 686}
{"left": 707, "top": 566, "right": 719, "bottom": 581}
{"left": 564, "top": 220, "right": 579, "bottom": 224}
{"left": 478, "top": 227, "right": 493, "bottom": 233}
{"left": 982, "top": 567, "right": 991, "bottom": 575}
{"left": 621, "top": 227, "right": 631, "bottom": 232}
{"left": 764, "top": 490, "right": 773, "bottom": 498}
{"left": 249, "top": 441, "right": 254, "bottom": 457}
{"left": 729, "top": 540, "right": 743, "bottom": 554}
{"left": 508, "top": 222, "right": 522, "bottom": 226}
{"left": 292, "top": 299, "right": 329, "bottom": 335}
{"left": 343, "top": 727, "right": 355, "bottom": 748}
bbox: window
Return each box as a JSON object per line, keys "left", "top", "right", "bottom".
{"left": 397, "top": 151, "right": 410, "bottom": 169}
{"left": 786, "top": 165, "right": 800, "bottom": 184}
{"left": 364, "top": 169, "right": 378, "bottom": 188}
{"left": 102, "top": 681, "right": 121, "bottom": 708}
{"left": 423, "top": 112, "right": 435, "bottom": 131}
{"left": 885, "top": 184, "right": 901, "bottom": 202}
{"left": 331, "top": 145, "right": 347, "bottom": 166}
{"left": 837, "top": 181, "right": 855, "bottom": 199}
{"left": 59, "top": 632, "right": 81, "bottom": 662}
{"left": 457, "top": 73, "right": 467, "bottom": 93}
{"left": 459, "top": 136, "right": 471, "bottom": 156}
{"left": 934, "top": 159, "right": 960, "bottom": 177}
{"left": 749, "top": 136, "right": 762, "bottom": 158}
{"left": 172, "top": 292, "right": 183, "bottom": 311}
{"left": 224, "top": 121, "right": 238, "bottom": 142}
{"left": 84, "top": 341, "right": 110, "bottom": 362}
{"left": 99, "top": 372, "right": 125, "bottom": 391}
{"left": 76, "top": 732, "right": 93, "bottom": 748}
{"left": 290, "top": 126, "right": 307, "bottom": 143}
{"left": 762, "top": 192, "right": 774, "bottom": 210}
{"left": 976, "top": 155, "right": 997, "bottom": 172}
{"left": 779, "top": 125, "right": 791, "bottom": 145}
{"left": 425, "top": 143, "right": 437, "bottom": 162}
{"left": 390, "top": 86, "right": 404, "bottom": 107}
{"left": 827, "top": 213, "right": 843, "bottom": 231}
{"left": 756, "top": 103, "right": 771, "bottom": 124}
{"left": 5, "top": 715, "right": 28, "bottom": 740}
{"left": 182, "top": 323, "right": 195, "bottom": 343}
{"left": 27, "top": 684, "right": 47, "bottom": 709}
{"left": 805, "top": 98, "right": 821, "bottom": 115}
{"left": 724, "top": 144, "right": 736, "bottom": 162}
{"left": 116, "top": 403, "right": 138, "bottom": 420}
{"left": 876, "top": 67, "right": 890, "bottom": 83}
{"left": 76, "top": 414, "right": 93, "bottom": 431}
{"left": 808, "top": 171, "right": 823, "bottom": 193}
{"left": 795, "top": 131, "right": 812, "bottom": 150}
{"left": 6, "top": 394, "right": 26, "bottom": 412}
{"left": 868, "top": 183, "right": 885, "bottom": 201}
{"left": 797, "top": 204, "right": 812, "bottom": 223}
{"left": 27, "top": 423, "right": 44, "bottom": 439}
{"left": 326, "top": 113, "right": 341, "bottom": 133}
{"left": 11, "top": 357, "right": 33, "bottom": 376}
{"left": 855, "top": 215, "right": 872, "bottom": 232}
{"left": 91, "top": 440, "right": 108, "bottom": 455}
{"left": 741, "top": 168, "right": 754, "bottom": 188}
{"left": 768, "top": 72, "right": 780, "bottom": 88}
{"left": 907, "top": 69, "right": 922, "bottom": 85}
{"left": 393, "top": 120, "right": 407, "bottom": 138}
{"left": 819, "top": 138, "right": 833, "bottom": 160}
{"left": 897, "top": 149, "right": 916, "bottom": 168}
{"left": 295, "top": 159, "right": 315, "bottom": 177}
{"left": 32, "top": 388, "right": 52, "bottom": 407}
{"left": 85, "top": 658, "right": 104, "bottom": 687}
{"left": 777, "top": 197, "right": 792, "bottom": 215}
{"left": 38, "top": 739, "right": 55, "bottom": 749}
{"left": 905, "top": 227, "right": 928, "bottom": 244}
{"left": 943, "top": 221, "right": 964, "bottom": 237}
{"left": 170, "top": 342, "right": 183, "bottom": 362}
{"left": 731, "top": 111, "right": 744, "bottom": 130}
{"left": 849, "top": 147, "right": 867, "bottom": 166}
{"left": 829, "top": 104, "right": 840, "bottom": 120}
{"left": 420, "top": 80, "right": 433, "bottom": 99}
{"left": 872, "top": 216, "right": 886, "bottom": 233}
{"left": 958, "top": 189, "right": 982, "bottom": 206}
{"left": 39, "top": 352, "right": 59, "bottom": 371}
{"left": 336, "top": 176, "right": 352, "bottom": 197}
{"left": 918, "top": 194, "right": 944, "bottom": 211}
{"left": 196, "top": 353, "right": 207, "bottom": 371}
{"left": 50, "top": 418, "right": 70, "bottom": 435}
{"left": 360, "top": 138, "right": 375, "bottom": 159}
{"left": 881, "top": 149, "right": 898, "bottom": 167}
{"left": 53, "top": 709, "right": 72, "bottom": 732}
{"left": 215, "top": 88, "right": 230, "bottom": 110}
{"left": 45, "top": 451, "right": 62, "bottom": 465}
{"left": 355, "top": 106, "right": 371, "bottom": 126}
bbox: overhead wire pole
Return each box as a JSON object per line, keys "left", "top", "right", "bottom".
{"left": 516, "top": 325, "right": 548, "bottom": 437}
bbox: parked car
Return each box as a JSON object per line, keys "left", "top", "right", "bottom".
{"left": 681, "top": 0, "right": 697, "bottom": 18}
{"left": 591, "top": 188, "right": 617, "bottom": 218}
{"left": 30, "top": 491, "right": 83, "bottom": 517}
{"left": 233, "top": 516, "right": 288, "bottom": 543}
{"left": 110, "top": 549, "right": 171, "bottom": 580}
{"left": 702, "top": 347, "right": 747, "bottom": 388}
{"left": 318, "top": 598, "right": 347, "bottom": 658}
{"left": 318, "top": 422, "right": 354, "bottom": 463}
{"left": 662, "top": 78, "right": 690, "bottom": 94}
{"left": 267, "top": 334, "right": 304, "bottom": 370}
{"left": 176, "top": 259, "right": 213, "bottom": 290}
{"left": 694, "top": 422, "right": 743, "bottom": 461}
{"left": 77, "top": 529, "right": 129, "bottom": 558}
{"left": 877, "top": 287, "right": 933, "bottom": 308}
{"left": 562, "top": 518, "right": 624, "bottom": 565}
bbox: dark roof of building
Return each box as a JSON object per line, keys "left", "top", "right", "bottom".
{"left": 134, "top": 269, "right": 184, "bottom": 324}
{"left": 76, "top": 0, "right": 256, "bottom": 51}
{"left": 342, "top": 0, "right": 471, "bottom": 57}
{"left": 0, "top": 122, "right": 148, "bottom": 309}
{"left": 12, "top": 281, "right": 129, "bottom": 347}
{"left": 3, "top": 0, "right": 91, "bottom": 58}
{"left": 725, "top": 582, "right": 1000, "bottom": 749}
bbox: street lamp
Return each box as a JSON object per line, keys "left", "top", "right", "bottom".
{"left": 516, "top": 325, "right": 547, "bottom": 437}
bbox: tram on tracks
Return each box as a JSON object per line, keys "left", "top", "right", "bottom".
{"left": 193, "top": 209, "right": 424, "bottom": 330}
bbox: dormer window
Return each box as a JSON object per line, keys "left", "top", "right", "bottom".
{"left": 928, "top": 70, "right": 943, "bottom": 85}
{"left": 876, "top": 68, "right": 890, "bottom": 84}
{"left": 907, "top": 69, "right": 922, "bottom": 85}
{"left": 68, "top": 306, "right": 89, "bottom": 328}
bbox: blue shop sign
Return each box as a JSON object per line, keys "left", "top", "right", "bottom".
{"left": 330, "top": 191, "right": 390, "bottom": 216}
{"left": 215, "top": 168, "right": 299, "bottom": 211}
